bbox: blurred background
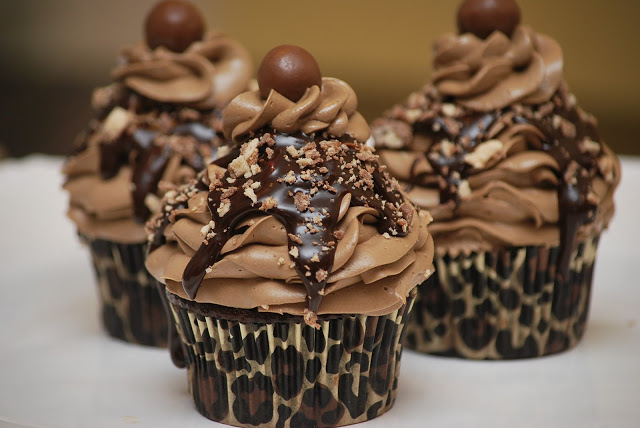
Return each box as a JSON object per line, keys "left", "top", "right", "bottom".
{"left": 1, "top": 0, "right": 639, "bottom": 158}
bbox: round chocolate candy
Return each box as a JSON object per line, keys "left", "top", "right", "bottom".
{"left": 457, "top": 0, "right": 521, "bottom": 39}
{"left": 257, "top": 45, "right": 322, "bottom": 101}
{"left": 145, "top": 0, "right": 205, "bottom": 53}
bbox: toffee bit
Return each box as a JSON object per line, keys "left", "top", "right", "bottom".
{"left": 355, "top": 150, "right": 378, "bottom": 163}
{"left": 288, "top": 233, "right": 303, "bottom": 245}
{"left": 289, "top": 246, "right": 299, "bottom": 258}
{"left": 300, "top": 169, "right": 313, "bottom": 180}
{"left": 297, "top": 157, "right": 315, "bottom": 167}
{"left": 260, "top": 197, "right": 278, "bottom": 211}
{"left": 220, "top": 186, "right": 238, "bottom": 199}
{"left": 580, "top": 138, "right": 601, "bottom": 155}
{"left": 217, "top": 199, "right": 230, "bottom": 217}
{"left": 244, "top": 187, "right": 258, "bottom": 204}
{"left": 250, "top": 164, "right": 262, "bottom": 175}
{"left": 284, "top": 170, "right": 297, "bottom": 184}
{"left": 315, "top": 269, "right": 328, "bottom": 282}
{"left": 304, "top": 309, "right": 320, "bottom": 329}
{"left": 458, "top": 180, "right": 472, "bottom": 199}
{"left": 332, "top": 230, "right": 345, "bottom": 241}
{"left": 266, "top": 147, "right": 274, "bottom": 159}
{"left": 441, "top": 103, "right": 458, "bottom": 117}
{"left": 228, "top": 156, "right": 250, "bottom": 179}
{"left": 294, "top": 191, "right": 311, "bottom": 212}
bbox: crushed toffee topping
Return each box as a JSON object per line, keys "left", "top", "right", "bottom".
{"left": 149, "top": 130, "right": 413, "bottom": 325}
{"left": 73, "top": 88, "right": 225, "bottom": 222}
{"left": 376, "top": 83, "right": 609, "bottom": 282}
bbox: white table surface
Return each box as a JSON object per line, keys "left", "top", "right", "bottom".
{"left": 0, "top": 155, "right": 638, "bottom": 428}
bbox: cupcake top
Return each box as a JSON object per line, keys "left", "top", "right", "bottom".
{"left": 63, "top": 0, "right": 253, "bottom": 243}
{"left": 146, "top": 45, "right": 434, "bottom": 327}
{"left": 372, "top": 0, "right": 620, "bottom": 281}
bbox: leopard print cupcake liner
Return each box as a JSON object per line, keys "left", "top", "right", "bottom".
{"left": 82, "top": 235, "right": 169, "bottom": 347}
{"left": 405, "top": 235, "right": 600, "bottom": 359}
{"left": 167, "top": 289, "right": 416, "bottom": 427}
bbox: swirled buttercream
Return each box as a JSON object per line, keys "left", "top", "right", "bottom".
{"left": 373, "top": 82, "right": 620, "bottom": 282}
{"left": 222, "top": 77, "right": 371, "bottom": 144}
{"left": 147, "top": 132, "right": 434, "bottom": 325}
{"left": 63, "top": 107, "right": 226, "bottom": 243}
{"left": 432, "top": 26, "right": 563, "bottom": 111}
{"left": 64, "top": 26, "right": 253, "bottom": 244}
{"left": 113, "top": 31, "right": 253, "bottom": 110}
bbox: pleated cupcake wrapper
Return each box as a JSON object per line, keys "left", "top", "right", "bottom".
{"left": 167, "top": 289, "right": 416, "bottom": 427}
{"left": 82, "top": 234, "right": 169, "bottom": 347}
{"left": 404, "top": 235, "right": 600, "bottom": 359}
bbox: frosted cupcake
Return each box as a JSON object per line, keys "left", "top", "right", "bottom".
{"left": 146, "top": 45, "right": 434, "bottom": 425}
{"left": 372, "top": 0, "right": 620, "bottom": 359}
{"left": 63, "top": 0, "right": 252, "bottom": 346}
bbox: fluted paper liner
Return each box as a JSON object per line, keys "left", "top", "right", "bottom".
{"left": 405, "top": 235, "right": 600, "bottom": 359}
{"left": 82, "top": 234, "right": 169, "bottom": 347}
{"left": 167, "top": 289, "right": 416, "bottom": 427}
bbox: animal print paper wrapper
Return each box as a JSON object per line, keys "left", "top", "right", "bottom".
{"left": 404, "top": 235, "right": 600, "bottom": 359}
{"left": 166, "top": 289, "right": 416, "bottom": 427}
{"left": 82, "top": 235, "right": 168, "bottom": 347}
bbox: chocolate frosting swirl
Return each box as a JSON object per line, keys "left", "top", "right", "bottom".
{"left": 63, "top": 106, "right": 227, "bottom": 243}
{"left": 433, "top": 26, "right": 563, "bottom": 111}
{"left": 373, "top": 83, "right": 620, "bottom": 283}
{"left": 222, "top": 77, "right": 371, "bottom": 143}
{"left": 147, "top": 132, "right": 434, "bottom": 325}
{"left": 113, "top": 31, "right": 253, "bottom": 110}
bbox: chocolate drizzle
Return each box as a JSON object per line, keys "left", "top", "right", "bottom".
{"left": 152, "top": 131, "right": 411, "bottom": 320}
{"left": 94, "top": 121, "right": 213, "bottom": 223}
{"left": 406, "top": 87, "right": 600, "bottom": 283}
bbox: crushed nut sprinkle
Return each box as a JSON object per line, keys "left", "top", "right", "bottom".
{"left": 150, "top": 131, "right": 415, "bottom": 328}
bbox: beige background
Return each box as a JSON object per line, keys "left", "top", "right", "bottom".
{"left": 1, "top": 0, "right": 638, "bottom": 156}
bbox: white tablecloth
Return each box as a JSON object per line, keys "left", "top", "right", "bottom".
{"left": 0, "top": 155, "right": 638, "bottom": 428}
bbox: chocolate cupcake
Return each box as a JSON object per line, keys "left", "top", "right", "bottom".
{"left": 62, "top": 0, "right": 253, "bottom": 346}
{"left": 372, "top": 0, "right": 620, "bottom": 359}
{"left": 146, "top": 45, "right": 434, "bottom": 425}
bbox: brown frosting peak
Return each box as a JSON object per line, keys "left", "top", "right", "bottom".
{"left": 223, "top": 77, "right": 370, "bottom": 144}
{"left": 433, "top": 25, "right": 563, "bottom": 111}
{"left": 147, "top": 132, "right": 434, "bottom": 326}
{"left": 113, "top": 31, "right": 253, "bottom": 110}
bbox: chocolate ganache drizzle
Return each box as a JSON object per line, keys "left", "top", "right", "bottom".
{"left": 372, "top": 0, "right": 619, "bottom": 283}
{"left": 151, "top": 132, "right": 411, "bottom": 324}
{"left": 98, "top": 121, "right": 212, "bottom": 222}
{"left": 64, "top": 1, "right": 253, "bottom": 242}
{"left": 148, "top": 45, "right": 420, "bottom": 326}
{"left": 413, "top": 86, "right": 599, "bottom": 281}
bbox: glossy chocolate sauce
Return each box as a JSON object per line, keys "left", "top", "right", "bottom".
{"left": 410, "top": 91, "right": 599, "bottom": 282}
{"left": 97, "top": 122, "right": 212, "bottom": 222}
{"left": 152, "top": 131, "right": 411, "bottom": 319}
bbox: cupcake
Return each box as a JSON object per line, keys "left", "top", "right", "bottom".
{"left": 372, "top": 0, "right": 620, "bottom": 359}
{"left": 146, "top": 45, "right": 434, "bottom": 425}
{"left": 62, "top": 0, "right": 253, "bottom": 346}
